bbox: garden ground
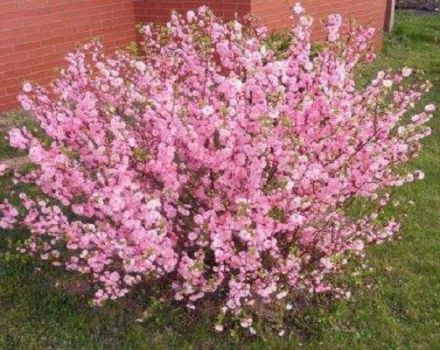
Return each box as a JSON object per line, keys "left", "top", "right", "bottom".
{"left": 0, "top": 10, "right": 439, "bottom": 349}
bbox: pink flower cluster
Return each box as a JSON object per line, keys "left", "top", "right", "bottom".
{"left": 3, "top": 4, "right": 434, "bottom": 332}
{"left": 0, "top": 199, "right": 18, "bottom": 229}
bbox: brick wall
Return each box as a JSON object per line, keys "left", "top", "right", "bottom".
{"left": 0, "top": 0, "right": 137, "bottom": 111}
{"left": 0, "top": 0, "right": 387, "bottom": 111}
{"left": 134, "top": 0, "right": 250, "bottom": 23}
{"left": 252, "top": 0, "right": 388, "bottom": 41}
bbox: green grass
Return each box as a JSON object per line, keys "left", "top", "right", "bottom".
{"left": 1, "top": 10, "right": 440, "bottom": 349}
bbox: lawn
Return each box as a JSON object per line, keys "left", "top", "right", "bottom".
{"left": 0, "top": 10, "right": 439, "bottom": 349}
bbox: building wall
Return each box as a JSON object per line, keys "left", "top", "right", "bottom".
{"left": 0, "top": 0, "right": 137, "bottom": 111}
{"left": 0, "top": 0, "right": 387, "bottom": 111}
{"left": 252, "top": 0, "right": 388, "bottom": 40}
{"left": 134, "top": 0, "right": 250, "bottom": 23}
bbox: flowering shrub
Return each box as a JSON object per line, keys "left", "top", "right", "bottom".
{"left": 1, "top": 4, "right": 434, "bottom": 333}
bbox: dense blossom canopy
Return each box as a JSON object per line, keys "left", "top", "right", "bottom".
{"left": 0, "top": 4, "right": 434, "bottom": 333}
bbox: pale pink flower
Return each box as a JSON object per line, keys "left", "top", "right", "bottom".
{"left": 22, "top": 82, "right": 32, "bottom": 93}
{"left": 383, "top": 79, "right": 393, "bottom": 88}
{"left": 402, "top": 67, "right": 413, "bottom": 77}
{"left": 214, "top": 324, "right": 224, "bottom": 332}
{"left": 187, "top": 10, "right": 196, "bottom": 23}
{"left": 240, "top": 317, "right": 253, "bottom": 328}
{"left": 0, "top": 164, "right": 7, "bottom": 176}
{"left": 425, "top": 104, "right": 436, "bottom": 113}
{"left": 293, "top": 3, "right": 305, "bottom": 15}
{"left": 135, "top": 61, "right": 146, "bottom": 72}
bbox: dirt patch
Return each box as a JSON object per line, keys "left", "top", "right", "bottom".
{"left": 0, "top": 156, "right": 30, "bottom": 169}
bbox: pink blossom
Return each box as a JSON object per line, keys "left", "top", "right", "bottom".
{"left": 0, "top": 200, "right": 18, "bottom": 229}
{"left": 293, "top": 3, "right": 305, "bottom": 15}
{"left": 383, "top": 79, "right": 393, "bottom": 88}
{"left": 402, "top": 67, "right": 413, "bottom": 77}
{"left": 414, "top": 170, "right": 425, "bottom": 180}
{"left": 7, "top": 128, "right": 29, "bottom": 150}
{"left": 187, "top": 10, "right": 196, "bottom": 23}
{"left": 214, "top": 324, "right": 224, "bottom": 332}
{"left": 352, "top": 239, "right": 365, "bottom": 252}
{"left": 22, "top": 82, "right": 32, "bottom": 93}
{"left": 202, "top": 105, "right": 215, "bottom": 116}
{"left": 425, "top": 104, "right": 436, "bottom": 113}
{"left": 0, "top": 164, "right": 7, "bottom": 176}
{"left": 240, "top": 317, "right": 253, "bottom": 328}
{"left": 135, "top": 61, "right": 146, "bottom": 72}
